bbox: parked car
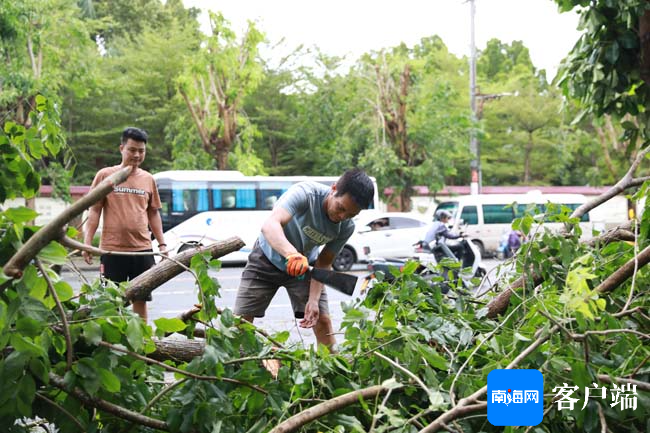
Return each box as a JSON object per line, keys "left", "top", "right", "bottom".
{"left": 332, "top": 212, "right": 430, "bottom": 271}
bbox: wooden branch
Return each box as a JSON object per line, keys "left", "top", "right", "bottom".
{"left": 570, "top": 145, "right": 650, "bottom": 221}
{"left": 419, "top": 325, "right": 560, "bottom": 433}
{"left": 179, "top": 87, "right": 211, "bottom": 148}
{"left": 595, "top": 244, "right": 650, "bottom": 294}
{"left": 48, "top": 372, "right": 169, "bottom": 431}
{"left": 36, "top": 259, "right": 73, "bottom": 370}
{"left": 124, "top": 236, "right": 244, "bottom": 302}
{"left": 35, "top": 392, "right": 85, "bottom": 431}
{"left": 3, "top": 166, "right": 132, "bottom": 280}
{"left": 486, "top": 222, "right": 635, "bottom": 318}
{"left": 268, "top": 385, "right": 393, "bottom": 433}
{"left": 149, "top": 337, "right": 206, "bottom": 363}
{"left": 596, "top": 375, "right": 650, "bottom": 392}
{"left": 99, "top": 340, "right": 267, "bottom": 394}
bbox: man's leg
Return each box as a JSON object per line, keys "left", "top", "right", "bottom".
{"left": 129, "top": 252, "right": 155, "bottom": 322}
{"left": 133, "top": 301, "right": 147, "bottom": 322}
{"left": 313, "top": 314, "right": 336, "bottom": 349}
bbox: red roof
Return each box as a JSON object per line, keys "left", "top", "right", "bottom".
{"left": 384, "top": 185, "right": 612, "bottom": 196}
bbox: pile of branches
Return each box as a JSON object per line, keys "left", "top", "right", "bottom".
{"left": 1, "top": 159, "right": 649, "bottom": 433}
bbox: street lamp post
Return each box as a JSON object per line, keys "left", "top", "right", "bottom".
{"left": 468, "top": 0, "right": 516, "bottom": 194}
{"left": 469, "top": 0, "right": 479, "bottom": 195}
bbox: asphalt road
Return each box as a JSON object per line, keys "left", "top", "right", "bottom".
{"left": 62, "top": 259, "right": 500, "bottom": 348}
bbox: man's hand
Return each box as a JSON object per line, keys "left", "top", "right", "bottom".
{"left": 285, "top": 253, "right": 309, "bottom": 277}
{"left": 299, "top": 299, "right": 320, "bottom": 328}
{"left": 82, "top": 250, "right": 93, "bottom": 265}
{"left": 159, "top": 244, "right": 169, "bottom": 257}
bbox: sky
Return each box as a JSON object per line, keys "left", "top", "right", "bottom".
{"left": 184, "top": 0, "right": 583, "bottom": 80}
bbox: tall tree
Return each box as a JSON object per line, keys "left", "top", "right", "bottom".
{"left": 358, "top": 37, "right": 468, "bottom": 210}
{"left": 178, "top": 12, "right": 264, "bottom": 170}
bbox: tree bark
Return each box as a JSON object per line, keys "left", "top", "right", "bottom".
{"left": 149, "top": 338, "right": 206, "bottom": 363}
{"left": 269, "top": 385, "right": 391, "bottom": 433}
{"left": 48, "top": 372, "right": 169, "bottom": 431}
{"left": 640, "top": 8, "right": 650, "bottom": 85}
{"left": 124, "top": 236, "right": 245, "bottom": 302}
{"left": 523, "top": 131, "right": 533, "bottom": 183}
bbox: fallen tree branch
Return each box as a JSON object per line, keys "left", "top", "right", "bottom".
{"left": 595, "top": 244, "right": 650, "bottom": 294}
{"left": 124, "top": 236, "right": 245, "bottom": 302}
{"left": 36, "top": 259, "right": 73, "bottom": 371}
{"left": 570, "top": 145, "right": 650, "bottom": 222}
{"left": 99, "top": 340, "right": 268, "bottom": 394}
{"left": 48, "top": 371, "right": 169, "bottom": 431}
{"left": 3, "top": 166, "right": 132, "bottom": 280}
{"left": 418, "top": 324, "right": 560, "bottom": 433}
{"left": 268, "top": 385, "right": 394, "bottom": 433}
{"left": 596, "top": 375, "right": 650, "bottom": 392}
{"left": 35, "top": 392, "right": 85, "bottom": 431}
{"left": 486, "top": 222, "right": 636, "bottom": 318}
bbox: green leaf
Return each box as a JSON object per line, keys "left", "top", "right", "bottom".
{"left": 37, "top": 241, "right": 68, "bottom": 265}
{"left": 126, "top": 317, "right": 144, "bottom": 352}
{"left": 83, "top": 321, "right": 103, "bottom": 346}
{"left": 53, "top": 281, "right": 74, "bottom": 302}
{"left": 16, "top": 317, "right": 43, "bottom": 338}
{"left": 10, "top": 334, "right": 47, "bottom": 358}
{"left": 154, "top": 317, "right": 187, "bottom": 333}
{"left": 98, "top": 368, "right": 121, "bottom": 393}
{"left": 4, "top": 207, "right": 38, "bottom": 223}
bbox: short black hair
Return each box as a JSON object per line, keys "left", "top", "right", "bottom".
{"left": 121, "top": 127, "right": 148, "bottom": 145}
{"left": 334, "top": 168, "right": 375, "bottom": 209}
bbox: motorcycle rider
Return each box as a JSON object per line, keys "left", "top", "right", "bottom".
{"left": 423, "top": 210, "right": 464, "bottom": 259}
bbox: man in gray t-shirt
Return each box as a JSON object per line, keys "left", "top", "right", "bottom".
{"left": 234, "top": 168, "right": 375, "bottom": 349}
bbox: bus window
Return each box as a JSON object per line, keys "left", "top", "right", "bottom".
{"left": 211, "top": 183, "right": 257, "bottom": 209}
{"left": 483, "top": 204, "right": 514, "bottom": 224}
{"left": 172, "top": 187, "right": 208, "bottom": 213}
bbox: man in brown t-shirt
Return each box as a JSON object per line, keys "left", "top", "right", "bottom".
{"left": 83, "top": 127, "right": 167, "bottom": 321}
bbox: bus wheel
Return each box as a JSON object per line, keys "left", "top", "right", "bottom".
{"left": 178, "top": 241, "right": 202, "bottom": 253}
{"left": 333, "top": 246, "right": 355, "bottom": 272}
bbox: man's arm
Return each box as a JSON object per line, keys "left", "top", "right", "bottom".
{"left": 260, "top": 206, "right": 298, "bottom": 257}
{"left": 300, "top": 248, "right": 336, "bottom": 328}
{"left": 147, "top": 207, "right": 167, "bottom": 254}
{"left": 82, "top": 206, "right": 101, "bottom": 264}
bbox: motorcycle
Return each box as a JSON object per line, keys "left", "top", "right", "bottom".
{"left": 361, "top": 236, "right": 486, "bottom": 295}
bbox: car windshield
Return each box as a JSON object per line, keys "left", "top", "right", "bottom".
{"left": 435, "top": 202, "right": 458, "bottom": 219}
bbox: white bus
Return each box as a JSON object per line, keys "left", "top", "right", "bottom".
{"left": 434, "top": 191, "right": 602, "bottom": 257}
{"left": 152, "top": 170, "right": 380, "bottom": 263}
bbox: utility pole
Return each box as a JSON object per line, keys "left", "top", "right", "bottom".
{"left": 469, "top": 0, "right": 480, "bottom": 195}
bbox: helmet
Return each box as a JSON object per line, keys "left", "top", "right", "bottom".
{"left": 435, "top": 210, "right": 452, "bottom": 221}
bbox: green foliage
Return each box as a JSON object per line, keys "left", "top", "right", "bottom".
{"left": 555, "top": 0, "right": 650, "bottom": 142}
{"left": 0, "top": 95, "right": 66, "bottom": 202}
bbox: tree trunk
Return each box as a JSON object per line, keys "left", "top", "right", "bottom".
{"left": 640, "top": 8, "right": 650, "bottom": 85}
{"left": 523, "top": 131, "right": 533, "bottom": 183}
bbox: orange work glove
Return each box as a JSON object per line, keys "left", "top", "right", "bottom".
{"left": 285, "top": 253, "right": 309, "bottom": 277}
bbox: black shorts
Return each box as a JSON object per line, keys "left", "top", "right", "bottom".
{"left": 100, "top": 251, "right": 155, "bottom": 301}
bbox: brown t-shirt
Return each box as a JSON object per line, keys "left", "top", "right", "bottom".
{"left": 90, "top": 165, "right": 162, "bottom": 251}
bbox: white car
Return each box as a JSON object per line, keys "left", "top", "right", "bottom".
{"left": 332, "top": 212, "right": 431, "bottom": 271}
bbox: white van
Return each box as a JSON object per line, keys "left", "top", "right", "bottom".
{"left": 434, "top": 192, "right": 600, "bottom": 257}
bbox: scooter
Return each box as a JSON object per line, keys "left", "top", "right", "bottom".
{"left": 362, "top": 236, "right": 486, "bottom": 295}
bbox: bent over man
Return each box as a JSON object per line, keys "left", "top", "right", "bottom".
{"left": 234, "top": 168, "right": 375, "bottom": 348}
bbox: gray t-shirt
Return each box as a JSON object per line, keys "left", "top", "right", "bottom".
{"left": 258, "top": 181, "right": 355, "bottom": 270}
